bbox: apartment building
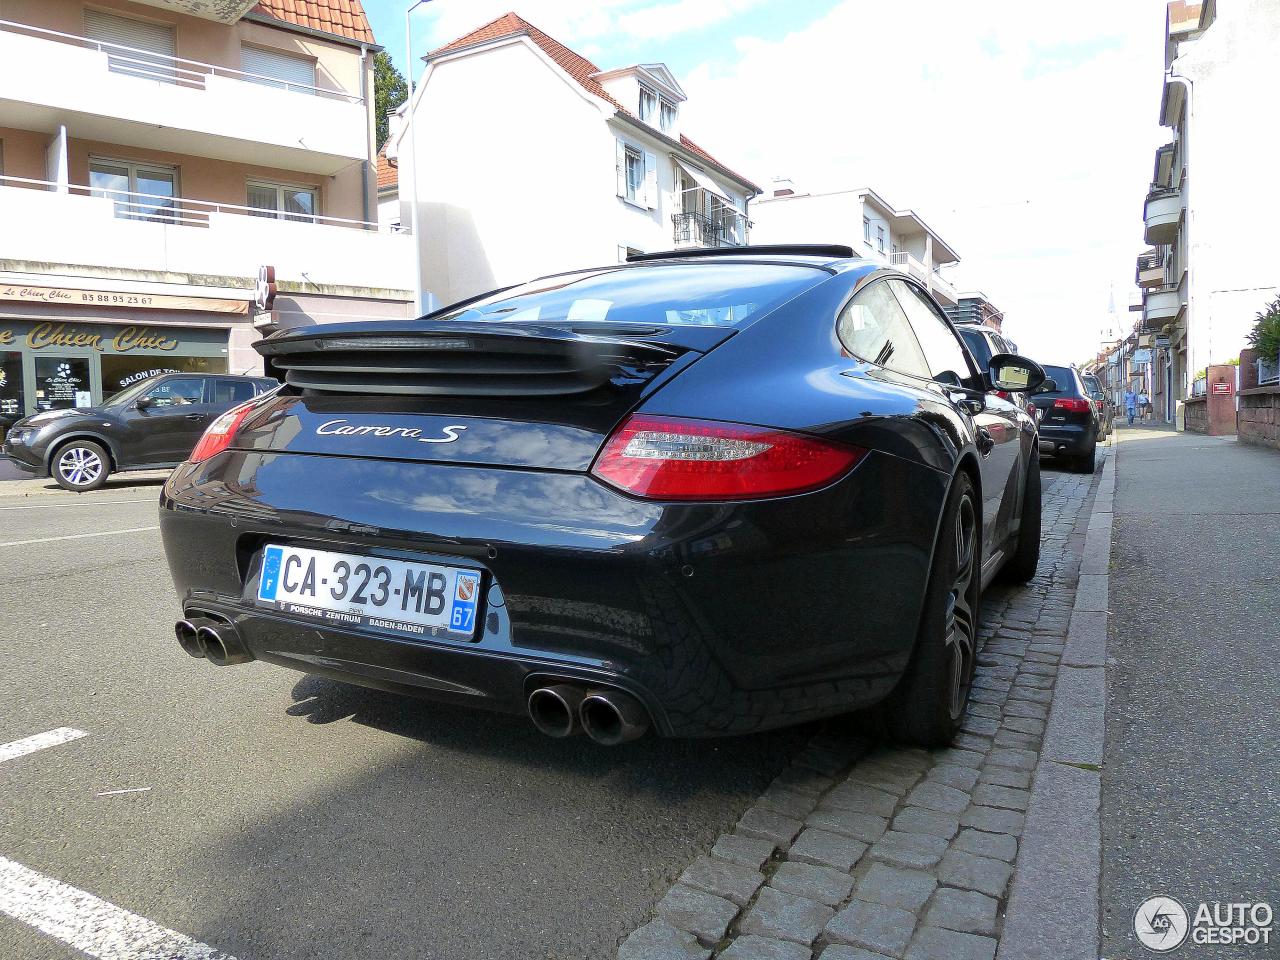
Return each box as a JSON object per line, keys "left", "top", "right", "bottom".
{"left": 1138, "top": 0, "right": 1280, "bottom": 424}
{"left": 0, "top": 0, "right": 413, "bottom": 420}
{"left": 945, "top": 292, "right": 1004, "bottom": 332}
{"left": 389, "top": 13, "right": 760, "bottom": 307}
{"left": 751, "top": 181, "right": 961, "bottom": 307}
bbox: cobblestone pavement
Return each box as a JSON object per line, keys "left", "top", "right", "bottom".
{"left": 618, "top": 461, "right": 1103, "bottom": 960}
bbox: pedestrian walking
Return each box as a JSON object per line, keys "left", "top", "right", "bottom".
{"left": 1124, "top": 387, "right": 1137, "bottom": 426}
{"left": 1139, "top": 391, "right": 1150, "bottom": 420}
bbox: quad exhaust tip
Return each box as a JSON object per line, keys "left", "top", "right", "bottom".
{"left": 527, "top": 685, "right": 586, "bottom": 738}
{"left": 174, "top": 617, "right": 254, "bottom": 666}
{"left": 526, "top": 684, "right": 651, "bottom": 744}
{"left": 579, "top": 689, "right": 650, "bottom": 746}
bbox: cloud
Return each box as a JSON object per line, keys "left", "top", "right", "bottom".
{"left": 676, "top": 0, "right": 1171, "bottom": 361}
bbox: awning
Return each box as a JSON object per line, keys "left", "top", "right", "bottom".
{"left": 673, "top": 156, "right": 732, "bottom": 204}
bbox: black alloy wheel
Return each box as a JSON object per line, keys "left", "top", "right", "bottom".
{"left": 877, "top": 471, "right": 981, "bottom": 746}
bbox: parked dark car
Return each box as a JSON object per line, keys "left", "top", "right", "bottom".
{"left": 1031, "top": 364, "right": 1102, "bottom": 472}
{"left": 160, "top": 245, "right": 1047, "bottom": 747}
{"left": 3, "top": 373, "right": 278, "bottom": 491}
{"left": 1080, "top": 372, "right": 1114, "bottom": 437}
{"left": 955, "top": 324, "right": 1037, "bottom": 418}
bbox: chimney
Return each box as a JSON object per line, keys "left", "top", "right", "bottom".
{"left": 771, "top": 176, "right": 795, "bottom": 198}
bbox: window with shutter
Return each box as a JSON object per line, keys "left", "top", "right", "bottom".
{"left": 241, "top": 44, "right": 317, "bottom": 94}
{"left": 643, "top": 151, "right": 658, "bottom": 210}
{"left": 84, "top": 10, "right": 176, "bottom": 83}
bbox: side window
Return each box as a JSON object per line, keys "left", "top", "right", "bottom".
{"left": 145, "top": 378, "right": 204, "bottom": 407}
{"left": 212, "top": 379, "right": 255, "bottom": 404}
{"left": 890, "top": 280, "right": 972, "bottom": 385}
{"left": 837, "top": 280, "right": 930, "bottom": 379}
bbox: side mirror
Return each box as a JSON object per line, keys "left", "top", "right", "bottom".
{"left": 988, "top": 353, "right": 1046, "bottom": 393}
{"left": 134, "top": 396, "right": 154, "bottom": 410}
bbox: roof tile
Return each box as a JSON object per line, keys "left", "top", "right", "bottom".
{"left": 251, "top": 0, "right": 374, "bottom": 44}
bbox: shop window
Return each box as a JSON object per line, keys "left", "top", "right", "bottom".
{"left": 34, "top": 356, "right": 92, "bottom": 411}
{"left": 101, "top": 355, "right": 227, "bottom": 401}
{"left": 0, "top": 351, "right": 23, "bottom": 430}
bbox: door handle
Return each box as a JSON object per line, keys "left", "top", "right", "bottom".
{"left": 184, "top": 413, "right": 204, "bottom": 420}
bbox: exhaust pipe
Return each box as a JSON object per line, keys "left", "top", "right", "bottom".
{"left": 579, "top": 689, "right": 650, "bottom": 746}
{"left": 527, "top": 685, "right": 586, "bottom": 738}
{"left": 194, "top": 623, "right": 254, "bottom": 667}
{"left": 175, "top": 618, "right": 212, "bottom": 658}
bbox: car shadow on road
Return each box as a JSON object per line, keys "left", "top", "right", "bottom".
{"left": 284, "top": 672, "right": 815, "bottom": 800}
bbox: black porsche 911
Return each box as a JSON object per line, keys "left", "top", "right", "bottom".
{"left": 160, "top": 245, "right": 1046, "bottom": 747}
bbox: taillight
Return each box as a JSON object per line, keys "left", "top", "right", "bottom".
{"left": 591, "top": 415, "right": 865, "bottom": 501}
{"left": 189, "top": 400, "right": 257, "bottom": 463}
{"left": 1053, "top": 398, "right": 1092, "bottom": 414}
{"left": 995, "top": 390, "right": 1012, "bottom": 401}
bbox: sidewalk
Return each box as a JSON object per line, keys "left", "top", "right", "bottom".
{"left": 1102, "top": 425, "right": 1280, "bottom": 958}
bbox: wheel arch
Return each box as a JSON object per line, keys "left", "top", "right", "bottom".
{"left": 44, "top": 432, "right": 120, "bottom": 473}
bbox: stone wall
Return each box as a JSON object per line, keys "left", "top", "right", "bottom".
{"left": 1184, "top": 396, "right": 1209, "bottom": 434}
{"left": 1238, "top": 385, "right": 1280, "bottom": 450}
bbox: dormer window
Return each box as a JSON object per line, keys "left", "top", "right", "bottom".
{"left": 660, "top": 99, "right": 677, "bottom": 133}
{"left": 639, "top": 85, "right": 658, "bottom": 124}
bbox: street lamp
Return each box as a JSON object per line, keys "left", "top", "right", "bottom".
{"left": 404, "top": 0, "right": 434, "bottom": 315}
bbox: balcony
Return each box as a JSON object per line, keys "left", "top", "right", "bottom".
{"left": 1142, "top": 284, "right": 1181, "bottom": 330}
{"left": 1136, "top": 249, "right": 1166, "bottom": 288}
{"left": 929, "top": 270, "right": 958, "bottom": 306}
{"left": 0, "top": 20, "right": 366, "bottom": 174}
{"left": 129, "top": 0, "right": 258, "bottom": 22}
{"left": 672, "top": 211, "right": 744, "bottom": 248}
{"left": 889, "top": 250, "right": 929, "bottom": 281}
{"left": 1143, "top": 186, "right": 1181, "bottom": 245}
{"left": 0, "top": 177, "right": 413, "bottom": 294}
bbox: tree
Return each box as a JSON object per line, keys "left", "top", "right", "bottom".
{"left": 373, "top": 51, "right": 408, "bottom": 149}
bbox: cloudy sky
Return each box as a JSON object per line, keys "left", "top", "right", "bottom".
{"left": 366, "top": 0, "right": 1171, "bottom": 363}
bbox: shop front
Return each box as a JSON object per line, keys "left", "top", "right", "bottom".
{"left": 0, "top": 319, "right": 231, "bottom": 423}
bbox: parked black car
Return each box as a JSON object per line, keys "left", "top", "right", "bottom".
{"left": 1031, "top": 364, "right": 1102, "bottom": 472}
{"left": 1080, "top": 372, "right": 1114, "bottom": 438}
{"left": 3, "top": 372, "right": 277, "bottom": 491}
{"left": 160, "top": 246, "right": 1047, "bottom": 747}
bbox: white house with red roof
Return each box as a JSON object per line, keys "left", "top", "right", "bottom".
{"left": 388, "top": 12, "right": 761, "bottom": 307}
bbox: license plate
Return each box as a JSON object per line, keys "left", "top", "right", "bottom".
{"left": 256, "top": 544, "right": 481, "bottom": 641}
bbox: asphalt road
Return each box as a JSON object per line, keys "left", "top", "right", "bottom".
{"left": 1102, "top": 428, "right": 1280, "bottom": 958}
{"left": 0, "top": 478, "right": 813, "bottom": 960}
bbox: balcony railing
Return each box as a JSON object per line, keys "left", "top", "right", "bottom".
{"left": 0, "top": 19, "right": 362, "bottom": 102}
{"left": 0, "top": 174, "right": 401, "bottom": 233}
{"left": 672, "top": 211, "right": 743, "bottom": 248}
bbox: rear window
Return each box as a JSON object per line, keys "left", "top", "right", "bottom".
{"left": 1041, "top": 365, "right": 1081, "bottom": 396}
{"left": 1081, "top": 375, "right": 1103, "bottom": 398}
{"left": 437, "top": 263, "right": 826, "bottom": 329}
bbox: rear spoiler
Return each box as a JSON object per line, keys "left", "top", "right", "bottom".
{"left": 256, "top": 321, "right": 730, "bottom": 398}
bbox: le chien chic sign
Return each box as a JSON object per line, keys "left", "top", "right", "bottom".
{"left": 0, "top": 283, "right": 247, "bottom": 315}
{"left": 0, "top": 322, "right": 179, "bottom": 354}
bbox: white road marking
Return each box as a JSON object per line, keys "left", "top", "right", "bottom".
{"left": 0, "top": 728, "right": 88, "bottom": 764}
{"left": 0, "top": 526, "right": 158, "bottom": 548}
{"left": 95, "top": 788, "right": 152, "bottom": 797}
{"left": 0, "top": 499, "right": 155, "bottom": 511}
{"left": 0, "top": 856, "right": 237, "bottom": 960}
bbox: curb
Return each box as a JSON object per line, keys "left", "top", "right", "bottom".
{"left": 997, "top": 443, "right": 1116, "bottom": 960}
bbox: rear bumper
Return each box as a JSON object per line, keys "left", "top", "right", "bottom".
{"left": 159, "top": 447, "right": 947, "bottom": 737}
{"left": 1037, "top": 424, "right": 1094, "bottom": 457}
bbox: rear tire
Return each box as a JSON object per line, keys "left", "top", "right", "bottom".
{"left": 51, "top": 440, "right": 110, "bottom": 492}
{"left": 999, "top": 455, "right": 1041, "bottom": 585}
{"left": 1072, "top": 444, "right": 1097, "bottom": 474}
{"left": 877, "top": 471, "right": 981, "bottom": 747}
